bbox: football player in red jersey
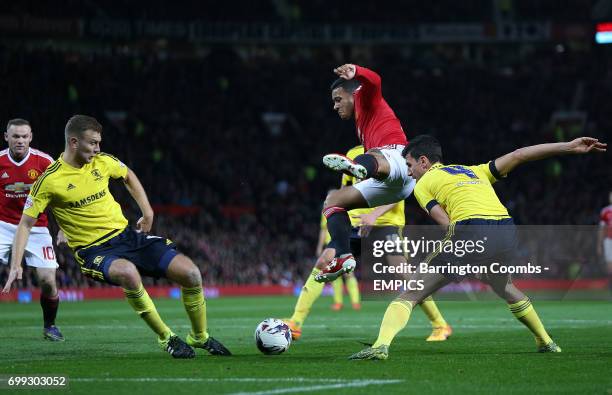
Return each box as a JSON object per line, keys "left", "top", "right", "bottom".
{"left": 598, "top": 191, "right": 612, "bottom": 296}
{"left": 0, "top": 119, "right": 64, "bottom": 341}
{"left": 317, "top": 64, "right": 416, "bottom": 282}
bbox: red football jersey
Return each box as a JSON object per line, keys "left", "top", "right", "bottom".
{"left": 600, "top": 205, "right": 612, "bottom": 239}
{"left": 353, "top": 65, "right": 407, "bottom": 151}
{"left": 0, "top": 148, "right": 53, "bottom": 226}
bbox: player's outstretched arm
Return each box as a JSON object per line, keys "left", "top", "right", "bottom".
{"left": 123, "top": 168, "right": 154, "bottom": 233}
{"left": 494, "top": 137, "right": 607, "bottom": 177}
{"left": 2, "top": 214, "right": 37, "bottom": 292}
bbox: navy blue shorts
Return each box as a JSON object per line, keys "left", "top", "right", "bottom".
{"left": 74, "top": 228, "right": 178, "bottom": 285}
{"left": 427, "top": 218, "right": 517, "bottom": 281}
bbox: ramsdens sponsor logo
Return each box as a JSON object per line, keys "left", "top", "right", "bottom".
{"left": 69, "top": 189, "right": 107, "bottom": 208}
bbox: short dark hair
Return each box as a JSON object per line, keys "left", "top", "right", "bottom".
{"left": 330, "top": 78, "right": 360, "bottom": 93}
{"left": 65, "top": 115, "right": 102, "bottom": 141}
{"left": 7, "top": 118, "right": 30, "bottom": 131}
{"left": 402, "top": 134, "right": 443, "bottom": 163}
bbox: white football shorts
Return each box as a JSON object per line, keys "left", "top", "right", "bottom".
{"left": 353, "top": 145, "right": 416, "bottom": 207}
{"left": 0, "top": 220, "right": 58, "bottom": 269}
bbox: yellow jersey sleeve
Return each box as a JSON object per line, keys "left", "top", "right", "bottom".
{"left": 23, "top": 160, "right": 62, "bottom": 219}
{"left": 23, "top": 186, "right": 51, "bottom": 219}
{"left": 98, "top": 153, "right": 128, "bottom": 179}
{"left": 468, "top": 161, "right": 505, "bottom": 185}
{"left": 414, "top": 176, "right": 437, "bottom": 213}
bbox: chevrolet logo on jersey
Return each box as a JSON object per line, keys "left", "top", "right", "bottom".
{"left": 68, "top": 189, "right": 107, "bottom": 208}
{"left": 5, "top": 182, "right": 31, "bottom": 193}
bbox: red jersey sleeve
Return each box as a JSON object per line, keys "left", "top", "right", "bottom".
{"left": 354, "top": 65, "right": 382, "bottom": 107}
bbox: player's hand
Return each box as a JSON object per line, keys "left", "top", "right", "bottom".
{"left": 136, "top": 213, "right": 154, "bottom": 233}
{"left": 56, "top": 230, "right": 68, "bottom": 246}
{"left": 351, "top": 212, "right": 378, "bottom": 227}
{"left": 334, "top": 64, "right": 356, "bottom": 80}
{"left": 2, "top": 266, "right": 23, "bottom": 293}
{"left": 566, "top": 137, "right": 607, "bottom": 154}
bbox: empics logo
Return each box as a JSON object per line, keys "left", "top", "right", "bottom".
{"left": 27, "top": 169, "right": 40, "bottom": 180}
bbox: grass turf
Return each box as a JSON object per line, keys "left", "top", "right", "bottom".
{"left": 1, "top": 295, "right": 611, "bottom": 394}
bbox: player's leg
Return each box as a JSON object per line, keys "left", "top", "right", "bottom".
{"left": 286, "top": 248, "right": 334, "bottom": 340}
{"left": 317, "top": 187, "right": 368, "bottom": 282}
{"left": 420, "top": 296, "right": 452, "bottom": 341}
{"left": 331, "top": 276, "right": 344, "bottom": 310}
{"left": 34, "top": 267, "right": 63, "bottom": 341}
{"left": 165, "top": 254, "right": 231, "bottom": 355}
{"left": 107, "top": 259, "right": 179, "bottom": 347}
{"left": 604, "top": 238, "right": 612, "bottom": 296}
{"left": 344, "top": 272, "right": 361, "bottom": 310}
{"left": 349, "top": 270, "right": 452, "bottom": 360}
{"left": 24, "top": 229, "right": 64, "bottom": 341}
{"left": 483, "top": 273, "right": 560, "bottom": 352}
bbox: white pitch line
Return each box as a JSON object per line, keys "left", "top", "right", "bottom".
{"left": 228, "top": 379, "right": 404, "bottom": 395}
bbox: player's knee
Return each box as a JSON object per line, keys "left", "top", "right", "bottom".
{"left": 110, "top": 261, "right": 141, "bottom": 289}
{"left": 170, "top": 255, "right": 202, "bottom": 287}
{"left": 323, "top": 190, "right": 341, "bottom": 209}
{"left": 183, "top": 264, "right": 202, "bottom": 288}
{"left": 36, "top": 270, "right": 57, "bottom": 295}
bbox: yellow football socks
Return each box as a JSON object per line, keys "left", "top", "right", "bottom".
{"left": 290, "top": 268, "right": 324, "bottom": 325}
{"left": 332, "top": 277, "right": 344, "bottom": 305}
{"left": 181, "top": 286, "right": 209, "bottom": 341}
{"left": 345, "top": 274, "right": 361, "bottom": 306}
{"left": 124, "top": 284, "right": 171, "bottom": 340}
{"left": 509, "top": 298, "right": 552, "bottom": 346}
{"left": 420, "top": 296, "right": 448, "bottom": 328}
{"left": 372, "top": 299, "right": 413, "bottom": 347}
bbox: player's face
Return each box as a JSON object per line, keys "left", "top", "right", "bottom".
{"left": 5, "top": 125, "right": 32, "bottom": 159}
{"left": 332, "top": 87, "right": 354, "bottom": 120}
{"left": 75, "top": 130, "right": 101, "bottom": 164}
{"left": 406, "top": 154, "right": 428, "bottom": 181}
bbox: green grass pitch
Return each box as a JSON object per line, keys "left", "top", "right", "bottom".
{"left": 1, "top": 295, "right": 611, "bottom": 394}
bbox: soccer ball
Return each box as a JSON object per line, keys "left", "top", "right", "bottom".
{"left": 254, "top": 318, "right": 292, "bottom": 355}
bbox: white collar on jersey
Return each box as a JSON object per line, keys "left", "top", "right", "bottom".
{"left": 6, "top": 147, "right": 31, "bottom": 167}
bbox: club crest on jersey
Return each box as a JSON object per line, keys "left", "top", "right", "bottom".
{"left": 91, "top": 169, "right": 103, "bottom": 181}
{"left": 27, "top": 169, "right": 40, "bottom": 180}
{"left": 93, "top": 256, "right": 105, "bottom": 266}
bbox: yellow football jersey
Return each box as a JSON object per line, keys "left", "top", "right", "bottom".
{"left": 24, "top": 153, "right": 129, "bottom": 249}
{"left": 414, "top": 162, "right": 510, "bottom": 223}
{"left": 341, "top": 145, "right": 405, "bottom": 227}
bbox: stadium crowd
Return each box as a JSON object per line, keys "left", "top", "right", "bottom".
{"left": 0, "top": 40, "right": 609, "bottom": 288}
